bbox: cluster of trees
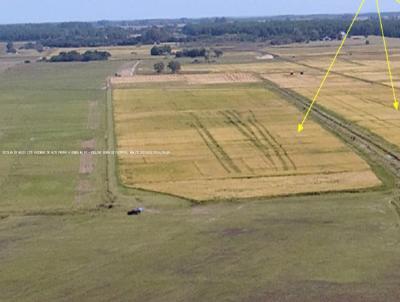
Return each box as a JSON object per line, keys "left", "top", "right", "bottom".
{"left": 151, "top": 45, "right": 224, "bottom": 59}
{"left": 176, "top": 48, "right": 223, "bottom": 59}
{"left": 175, "top": 48, "right": 206, "bottom": 58}
{"left": 141, "top": 26, "right": 178, "bottom": 44}
{"left": 19, "top": 42, "right": 44, "bottom": 52}
{"left": 153, "top": 61, "right": 181, "bottom": 73}
{"left": 150, "top": 45, "right": 172, "bottom": 56}
{"left": 6, "top": 42, "right": 16, "bottom": 53}
{"left": 49, "top": 50, "right": 111, "bottom": 62}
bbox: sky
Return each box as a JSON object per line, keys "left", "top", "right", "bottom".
{"left": 1, "top": 0, "right": 400, "bottom": 24}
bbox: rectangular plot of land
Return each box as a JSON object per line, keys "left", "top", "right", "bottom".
{"left": 113, "top": 83, "right": 380, "bottom": 201}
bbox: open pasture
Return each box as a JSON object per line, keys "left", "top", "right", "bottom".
{"left": 0, "top": 60, "right": 121, "bottom": 213}
{"left": 112, "top": 78, "right": 380, "bottom": 201}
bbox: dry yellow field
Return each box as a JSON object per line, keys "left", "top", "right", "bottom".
{"left": 112, "top": 78, "right": 380, "bottom": 201}
{"left": 261, "top": 38, "right": 400, "bottom": 147}
{"left": 110, "top": 72, "right": 261, "bottom": 86}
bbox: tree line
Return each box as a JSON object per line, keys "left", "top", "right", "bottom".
{"left": 2, "top": 16, "right": 400, "bottom": 47}
{"left": 151, "top": 46, "right": 223, "bottom": 59}
{"left": 182, "top": 18, "right": 400, "bottom": 44}
{"left": 48, "top": 50, "right": 111, "bottom": 62}
{"left": 0, "top": 22, "right": 181, "bottom": 47}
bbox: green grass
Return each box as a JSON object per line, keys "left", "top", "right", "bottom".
{"left": 2, "top": 49, "right": 400, "bottom": 302}
{"left": 1, "top": 191, "right": 400, "bottom": 301}
{"left": 0, "top": 61, "right": 120, "bottom": 212}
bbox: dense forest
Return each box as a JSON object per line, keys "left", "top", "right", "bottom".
{"left": 182, "top": 18, "right": 400, "bottom": 44}
{"left": 1, "top": 14, "right": 400, "bottom": 47}
{"left": 0, "top": 22, "right": 183, "bottom": 47}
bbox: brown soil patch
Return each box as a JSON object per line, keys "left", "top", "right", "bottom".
{"left": 79, "top": 139, "right": 95, "bottom": 174}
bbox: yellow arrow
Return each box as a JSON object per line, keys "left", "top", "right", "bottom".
{"left": 297, "top": 123, "right": 304, "bottom": 133}
{"left": 376, "top": 0, "right": 399, "bottom": 111}
{"left": 298, "top": 0, "right": 366, "bottom": 133}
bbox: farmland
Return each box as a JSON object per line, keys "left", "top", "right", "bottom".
{"left": 179, "top": 36, "right": 400, "bottom": 151}
{"left": 263, "top": 36, "right": 400, "bottom": 149}
{"left": 2, "top": 34, "right": 400, "bottom": 301}
{"left": 112, "top": 78, "right": 380, "bottom": 201}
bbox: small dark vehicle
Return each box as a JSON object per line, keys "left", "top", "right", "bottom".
{"left": 127, "top": 208, "right": 144, "bottom": 216}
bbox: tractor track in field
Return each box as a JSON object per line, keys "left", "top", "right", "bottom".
{"left": 220, "top": 110, "right": 277, "bottom": 170}
{"left": 190, "top": 113, "right": 241, "bottom": 174}
{"left": 263, "top": 79, "right": 400, "bottom": 180}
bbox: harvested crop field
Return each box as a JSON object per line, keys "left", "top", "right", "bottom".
{"left": 262, "top": 39, "right": 400, "bottom": 148}
{"left": 112, "top": 81, "right": 380, "bottom": 201}
{"left": 110, "top": 72, "right": 261, "bottom": 86}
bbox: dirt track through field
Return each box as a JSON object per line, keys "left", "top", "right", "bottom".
{"left": 75, "top": 138, "right": 96, "bottom": 203}
{"left": 87, "top": 100, "right": 99, "bottom": 130}
{"left": 79, "top": 139, "right": 95, "bottom": 174}
{"left": 191, "top": 113, "right": 241, "bottom": 174}
{"left": 118, "top": 60, "right": 141, "bottom": 77}
{"left": 75, "top": 100, "right": 100, "bottom": 204}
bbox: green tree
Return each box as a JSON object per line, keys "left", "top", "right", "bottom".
{"left": 151, "top": 45, "right": 172, "bottom": 56}
{"left": 204, "top": 50, "right": 211, "bottom": 62}
{"left": 154, "top": 62, "right": 165, "bottom": 73}
{"left": 6, "top": 41, "right": 16, "bottom": 54}
{"left": 35, "top": 42, "right": 44, "bottom": 52}
{"left": 167, "top": 60, "right": 181, "bottom": 73}
{"left": 214, "top": 49, "right": 224, "bottom": 58}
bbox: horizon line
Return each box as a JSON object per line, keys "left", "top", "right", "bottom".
{"left": 1, "top": 10, "right": 400, "bottom": 26}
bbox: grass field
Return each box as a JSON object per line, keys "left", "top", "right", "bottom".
{"left": 2, "top": 191, "right": 400, "bottom": 301}
{"left": 0, "top": 60, "right": 120, "bottom": 213}
{"left": 2, "top": 38, "right": 400, "bottom": 302}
